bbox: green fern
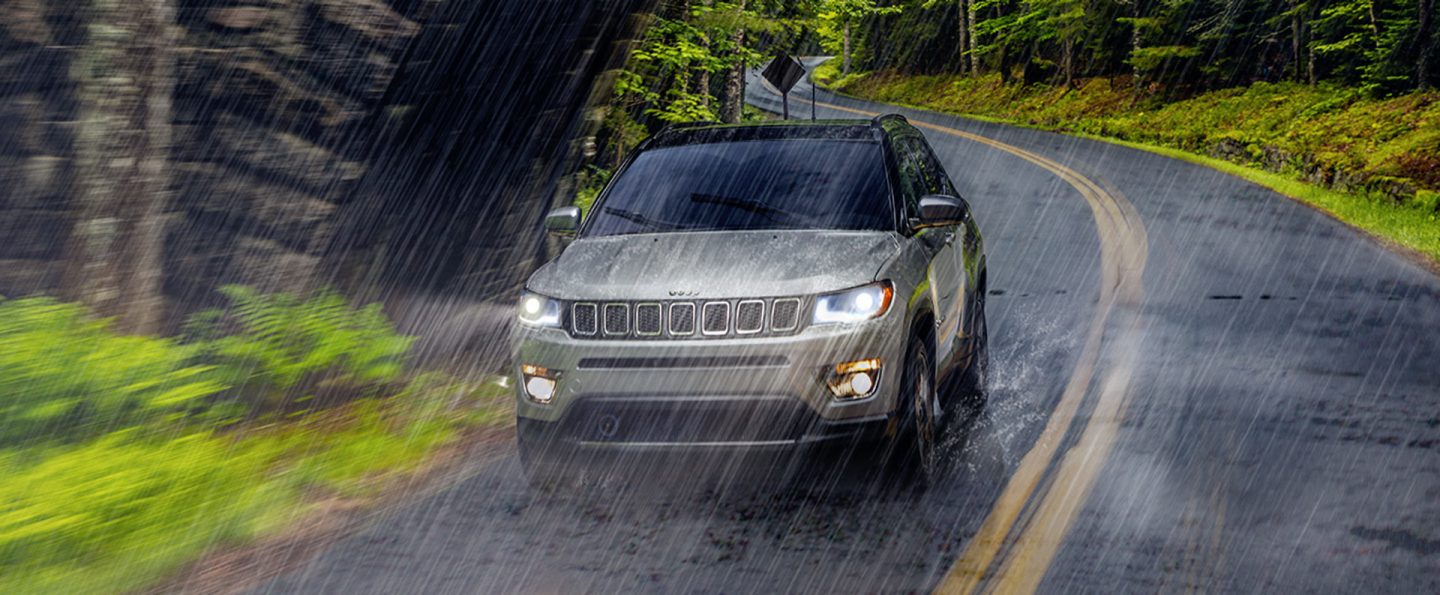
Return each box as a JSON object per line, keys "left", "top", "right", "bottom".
{"left": 0, "top": 297, "right": 227, "bottom": 444}
{"left": 190, "top": 286, "right": 415, "bottom": 406}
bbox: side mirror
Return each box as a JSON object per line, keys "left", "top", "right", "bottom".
{"left": 915, "top": 194, "right": 970, "bottom": 229}
{"left": 544, "top": 206, "right": 581, "bottom": 237}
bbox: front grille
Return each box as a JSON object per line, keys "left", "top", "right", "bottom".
{"left": 573, "top": 303, "right": 597, "bottom": 335}
{"left": 568, "top": 298, "right": 807, "bottom": 340}
{"left": 771, "top": 298, "right": 800, "bottom": 331}
{"left": 603, "top": 303, "right": 629, "bottom": 335}
{"left": 669, "top": 303, "right": 696, "bottom": 335}
{"left": 735, "top": 300, "right": 765, "bottom": 334}
{"left": 702, "top": 302, "right": 729, "bottom": 335}
{"left": 635, "top": 304, "right": 662, "bottom": 335}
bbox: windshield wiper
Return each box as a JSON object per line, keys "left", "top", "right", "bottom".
{"left": 600, "top": 206, "right": 681, "bottom": 232}
{"left": 689, "top": 193, "right": 801, "bottom": 226}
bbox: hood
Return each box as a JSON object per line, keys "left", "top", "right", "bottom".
{"left": 527, "top": 230, "right": 901, "bottom": 301}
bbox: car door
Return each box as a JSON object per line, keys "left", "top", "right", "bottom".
{"left": 896, "top": 135, "right": 964, "bottom": 368}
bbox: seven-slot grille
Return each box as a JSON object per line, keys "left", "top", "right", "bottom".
{"left": 566, "top": 298, "right": 807, "bottom": 339}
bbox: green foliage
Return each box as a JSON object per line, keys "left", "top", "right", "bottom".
{"left": 0, "top": 298, "right": 227, "bottom": 444}
{"left": 191, "top": 286, "right": 414, "bottom": 406}
{"left": 815, "top": 0, "right": 905, "bottom": 49}
{"left": 574, "top": 165, "right": 613, "bottom": 217}
{"left": 0, "top": 288, "right": 506, "bottom": 593}
{"left": 0, "top": 387, "right": 496, "bottom": 594}
{"left": 616, "top": 2, "right": 791, "bottom": 123}
{"left": 0, "top": 432, "right": 287, "bottom": 594}
{"left": 836, "top": 0, "right": 1438, "bottom": 93}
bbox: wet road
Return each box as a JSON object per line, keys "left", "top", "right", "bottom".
{"left": 248, "top": 62, "right": 1440, "bottom": 593}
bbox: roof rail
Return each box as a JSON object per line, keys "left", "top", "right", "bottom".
{"left": 871, "top": 113, "right": 908, "bottom": 127}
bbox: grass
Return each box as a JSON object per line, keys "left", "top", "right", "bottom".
{"left": 1087, "top": 137, "right": 1440, "bottom": 266}
{"left": 0, "top": 379, "right": 510, "bottom": 595}
{"left": 0, "top": 381, "right": 510, "bottom": 595}
{"left": 813, "top": 63, "right": 1440, "bottom": 267}
{"left": 0, "top": 293, "right": 513, "bottom": 594}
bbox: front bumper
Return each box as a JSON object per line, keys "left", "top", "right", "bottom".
{"left": 511, "top": 310, "right": 907, "bottom": 450}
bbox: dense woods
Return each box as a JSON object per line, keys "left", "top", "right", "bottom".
{"left": 852, "top": 0, "right": 1438, "bottom": 95}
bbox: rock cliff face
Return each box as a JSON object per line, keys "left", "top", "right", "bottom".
{"left": 0, "top": 0, "right": 649, "bottom": 319}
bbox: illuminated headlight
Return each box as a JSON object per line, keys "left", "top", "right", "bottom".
{"left": 521, "top": 364, "right": 557, "bottom": 403}
{"left": 813, "top": 281, "right": 894, "bottom": 325}
{"left": 517, "top": 291, "right": 562, "bottom": 327}
{"left": 828, "top": 358, "right": 882, "bottom": 399}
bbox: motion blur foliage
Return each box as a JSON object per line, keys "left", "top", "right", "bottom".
{"left": 187, "top": 285, "right": 414, "bottom": 413}
{"left": 0, "top": 297, "right": 225, "bottom": 445}
{"left": 0, "top": 289, "right": 503, "bottom": 593}
{"left": 0, "top": 287, "right": 415, "bottom": 444}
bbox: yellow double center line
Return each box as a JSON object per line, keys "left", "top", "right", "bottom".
{"left": 818, "top": 101, "right": 1150, "bottom": 594}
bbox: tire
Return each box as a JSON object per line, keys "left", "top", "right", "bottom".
{"left": 889, "top": 333, "right": 940, "bottom": 487}
{"left": 957, "top": 292, "right": 989, "bottom": 411}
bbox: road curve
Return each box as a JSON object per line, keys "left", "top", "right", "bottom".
{"left": 245, "top": 63, "right": 1440, "bottom": 594}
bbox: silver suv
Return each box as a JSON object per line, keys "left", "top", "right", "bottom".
{"left": 512, "top": 115, "right": 988, "bottom": 486}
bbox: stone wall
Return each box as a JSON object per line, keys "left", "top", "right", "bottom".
{"left": 0, "top": 0, "right": 652, "bottom": 319}
{"left": 0, "top": 0, "right": 78, "bottom": 297}
{"left": 165, "top": 0, "right": 428, "bottom": 302}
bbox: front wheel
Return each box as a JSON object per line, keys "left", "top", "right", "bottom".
{"left": 889, "top": 334, "right": 940, "bottom": 486}
{"left": 957, "top": 292, "right": 989, "bottom": 410}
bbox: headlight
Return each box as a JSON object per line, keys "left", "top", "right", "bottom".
{"left": 813, "top": 281, "right": 894, "bottom": 325}
{"left": 517, "top": 291, "right": 562, "bottom": 327}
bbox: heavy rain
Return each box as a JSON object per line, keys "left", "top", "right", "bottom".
{"left": 0, "top": 0, "right": 1436, "bottom": 593}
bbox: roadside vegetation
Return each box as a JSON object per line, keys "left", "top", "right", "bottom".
{"left": 0, "top": 289, "right": 509, "bottom": 594}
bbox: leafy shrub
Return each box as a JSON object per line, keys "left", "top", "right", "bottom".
{"left": 0, "top": 298, "right": 226, "bottom": 444}
{"left": 188, "top": 286, "right": 415, "bottom": 408}
{"left": 0, "top": 431, "right": 286, "bottom": 594}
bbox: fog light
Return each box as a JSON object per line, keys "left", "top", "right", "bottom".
{"left": 521, "top": 364, "right": 557, "bottom": 404}
{"left": 849, "top": 371, "right": 874, "bottom": 395}
{"left": 827, "top": 358, "right": 881, "bottom": 399}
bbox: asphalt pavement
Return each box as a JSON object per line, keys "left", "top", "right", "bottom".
{"left": 243, "top": 61, "right": 1440, "bottom": 594}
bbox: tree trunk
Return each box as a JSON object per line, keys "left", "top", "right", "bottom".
{"left": 64, "top": 0, "right": 176, "bottom": 335}
{"left": 1419, "top": 0, "right": 1435, "bottom": 89}
{"left": 1131, "top": 0, "right": 1143, "bottom": 81}
{"left": 957, "top": 0, "right": 970, "bottom": 75}
{"left": 1291, "top": 4, "right": 1303, "bottom": 82}
{"left": 695, "top": 67, "right": 711, "bottom": 112}
{"left": 695, "top": 0, "right": 712, "bottom": 111}
{"left": 999, "top": 44, "right": 1012, "bottom": 84}
{"left": 843, "top": 21, "right": 852, "bottom": 75}
{"left": 1062, "top": 37, "right": 1075, "bottom": 88}
{"left": 968, "top": 1, "right": 979, "bottom": 74}
{"left": 720, "top": 0, "right": 747, "bottom": 123}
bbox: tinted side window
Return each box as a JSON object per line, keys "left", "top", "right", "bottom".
{"left": 912, "top": 137, "right": 956, "bottom": 196}
{"left": 892, "top": 137, "right": 926, "bottom": 219}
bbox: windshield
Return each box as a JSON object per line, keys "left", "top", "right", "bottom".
{"left": 583, "top": 138, "right": 894, "bottom": 236}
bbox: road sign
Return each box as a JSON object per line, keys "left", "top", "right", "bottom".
{"left": 761, "top": 54, "right": 806, "bottom": 95}
{"left": 761, "top": 54, "right": 807, "bottom": 120}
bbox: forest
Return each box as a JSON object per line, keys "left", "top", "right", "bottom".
{"left": 586, "top": 0, "right": 1439, "bottom": 261}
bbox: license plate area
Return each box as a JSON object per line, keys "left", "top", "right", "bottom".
{"left": 562, "top": 397, "right": 812, "bottom": 444}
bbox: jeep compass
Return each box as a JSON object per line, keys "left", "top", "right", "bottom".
{"left": 512, "top": 115, "right": 988, "bottom": 486}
